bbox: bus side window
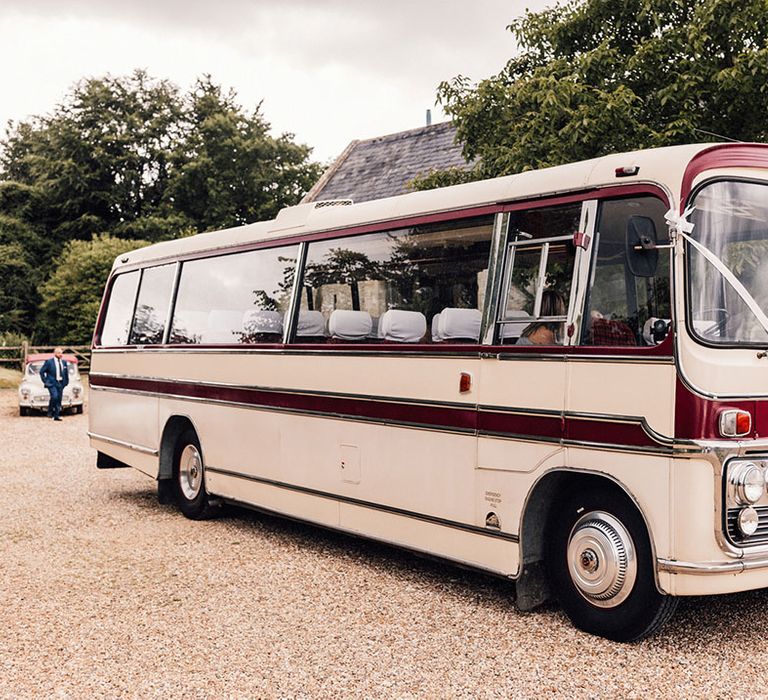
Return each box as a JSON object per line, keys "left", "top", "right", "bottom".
{"left": 581, "top": 196, "right": 671, "bottom": 347}
{"left": 99, "top": 270, "right": 140, "bottom": 346}
{"left": 129, "top": 264, "right": 176, "bottom": 345}
{"left": 299, "top": 216, "right": 494, "bottom": 344}
{"left": 498, "top": 204, "right": 581, "bottom": 345}
{"left": 169, "top": 244, "right": 299, "bottom": 345}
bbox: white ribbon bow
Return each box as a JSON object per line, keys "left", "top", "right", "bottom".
{"left": 664, "top": 205, "right": 695, "bottom": 235}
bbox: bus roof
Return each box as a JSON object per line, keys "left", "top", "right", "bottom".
{"left": 111, "top": 143, "right": 750, "bottom": 271}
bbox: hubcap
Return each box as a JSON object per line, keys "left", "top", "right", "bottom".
{"left": 179, "top": 444, "right": 203, "bottom": 501}
{"left": 566, "top": 511, "right": 637, "bottom": 608}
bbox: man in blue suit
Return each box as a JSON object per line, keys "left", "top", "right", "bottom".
{"left": 39, "top": 347, "right": 69, "bottom": 421}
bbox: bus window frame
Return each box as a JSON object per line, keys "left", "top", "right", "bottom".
{"left": 683, "top": 175, "right": 768, "bottom": 350}
{"left": 494, "top": 199, "right": 595, "bottom": 347}
{"left": 92, "top": 184, "right": 673, "bottom": 355}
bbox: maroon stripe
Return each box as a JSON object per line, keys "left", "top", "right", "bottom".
{"left": 500, "top": 183, "right": 669, "bottom": 213}
{"left": 681, "top": 144, "right": 768, "bottom": 204}
{"left": 479, "top": 411, "right": 562, "bottom": 442}
{"left": 91, "top": 374, "right": 667, "bottom": 449}
{"left": 95, "top": 375, "right": 477, "bottom": 433}
{"left": 565, "top": 416, "right": 658, "bottom": 448}
{"left": 674, "top": 377, "right": 768, "bottom": 440}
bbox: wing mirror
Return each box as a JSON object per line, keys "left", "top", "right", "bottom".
{"left": 625, "top": 216, "right": 659, "bottom": 277}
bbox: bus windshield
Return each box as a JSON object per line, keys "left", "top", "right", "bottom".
{"left": 688, "top": 179, "right": 768, "bottom": 346}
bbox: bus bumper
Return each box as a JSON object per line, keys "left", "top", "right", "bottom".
{"left": 658, "top": 555, "right": 768, "bottom": 595}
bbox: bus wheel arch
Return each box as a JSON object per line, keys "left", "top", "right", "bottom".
{"left": 517, "top": 471, "right": 661, "bottom": 608}
{"left": 520, "top": 470, "right": 677, "bottom": 642}
{"left": 159, "top": 415, "right": 218, "bottom": 519}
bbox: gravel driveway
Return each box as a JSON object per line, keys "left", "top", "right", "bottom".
{"left": 1, "top": 386, "right": 766, "bottom": 698}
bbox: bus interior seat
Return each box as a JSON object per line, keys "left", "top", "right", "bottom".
{"left": 436, "top": 308, "right": 482, "bottom": 342}
{"left": 379, "top": 310, "right": 427, "bottom": 343}
{"left": 243, "top": 309, "right": 283, "bottom": 341}
{"left": 329, "top": 309, "right": 373, "bottom": 341}
{"left": 501, "top": 310, "right": 532, "bottom": 344}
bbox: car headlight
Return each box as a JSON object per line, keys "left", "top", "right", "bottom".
{"left": 20, "top": 387, "right": 30, "bottom": 399}
{"left": 730, "top": 462, "right": 765, "bottom": 505}
{"left": 72, "top": 387, "right": 81, "bottom": 398}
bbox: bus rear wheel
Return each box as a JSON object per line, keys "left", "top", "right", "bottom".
{"left": 173, "top": 429, "right": 218, "bottom": 520}
{"left": 547, "top": 484, "right": 677, "bottom": 642}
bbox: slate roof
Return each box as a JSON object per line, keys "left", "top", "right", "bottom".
{"left": 302, "top": 122, "right": 472, "bottom": 204}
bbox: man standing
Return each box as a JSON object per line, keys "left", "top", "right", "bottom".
{"left": 40, "top": 347, "right": 69, "bottom": 421}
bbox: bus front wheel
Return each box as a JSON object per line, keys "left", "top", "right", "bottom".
{"left": 547, "top": 484, "right": 677, "bottom": 642}
{"left": 173, "top": 429, "right": 218, "bottom": 520}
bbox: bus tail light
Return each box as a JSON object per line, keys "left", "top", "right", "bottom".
{"left": 459, "top": 372, "right": 472, "bottom": 393}
{"left": 719, "top": 409, "right": 752, "bottom": 437}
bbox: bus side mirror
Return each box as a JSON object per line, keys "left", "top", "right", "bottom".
{"left": 625, "top": 216, "right": 659, "bottom": 277}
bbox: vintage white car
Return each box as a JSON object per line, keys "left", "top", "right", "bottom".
{"left": 18, "top": 353, "right": 85, "bottom": 416}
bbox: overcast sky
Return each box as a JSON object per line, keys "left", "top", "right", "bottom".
{"left": 0, "top": 1, "right": 558, "bottom": 163}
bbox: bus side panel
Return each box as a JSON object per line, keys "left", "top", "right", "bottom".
{"left": 339, "top": 501, "right": 519, "bottom": 576}
{"left": 565, "top": 359, "right": 676, "bottom": 574}
{"left": 89, "top": 385, "right": 160, "bottom": 478}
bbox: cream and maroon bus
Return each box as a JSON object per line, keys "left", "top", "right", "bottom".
{"left": 90, "top": 143, "right": 768, "bottom": 641}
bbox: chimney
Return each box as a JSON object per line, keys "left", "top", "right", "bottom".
{"left": 426, "top": 109, "right": 432, "bottom": 127}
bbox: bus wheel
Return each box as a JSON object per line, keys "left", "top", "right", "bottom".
{"left": 547, "top": 485, "right": 677, "bottom": 642}
{"left": 173, "top": 429, "right": 217, "bottom": 520}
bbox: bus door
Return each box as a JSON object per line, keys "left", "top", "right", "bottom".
{"left": 474, "top": 201, "right": 596, "bottom": 532}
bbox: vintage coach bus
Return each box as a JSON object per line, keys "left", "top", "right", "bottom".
{"left": 90, "top": 143, "right": 768, "bottom": 641}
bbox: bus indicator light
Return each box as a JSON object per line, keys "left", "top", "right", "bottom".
{"left": 459, "top": 372, "right": 472, "bottom": 393}
{"left": 719, "top": 409, "right": 752, "bottom": 437}
{"left": 615, "top": 165, "right": 640, "bottom": 177}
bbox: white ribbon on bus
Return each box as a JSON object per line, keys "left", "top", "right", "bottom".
{"left": 666, "top": 206, "right": 768, "bottom": 338}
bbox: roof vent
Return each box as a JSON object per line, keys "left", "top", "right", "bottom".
{"left": 313, "top": 199, "right": 354, "bottom": 209}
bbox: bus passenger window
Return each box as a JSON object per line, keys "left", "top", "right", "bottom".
{"left": 498, "top": 203, "right": 580, "bottom": 345}
{"left": 299, "top": 216, "right": 494, "bottom": 344}
{"left": 129, "top": 264, "right": 176, "bottom": 345}
{"left": 169, "top": 245, "right": 299, "bottom": 345}
{"left": 99, "top": 270, "right": 140, "bottom": 346}
{"left": 581, "top": 197, "right": 670, "bottom": 347}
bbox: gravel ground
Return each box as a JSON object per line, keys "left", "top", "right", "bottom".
{"left": 1, "top": 387, "right": 768, "bottom": 699}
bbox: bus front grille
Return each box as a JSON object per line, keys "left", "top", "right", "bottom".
{"left": 726, "top": 505, "right": 768, "bottom": 546}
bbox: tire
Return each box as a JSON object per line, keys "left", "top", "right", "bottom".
{"left": 19, "top": 406, "right": 29, "bottom": 417}
{"left": 173, "top": 428, "right": 218, "bottom": 520}
{"left": 547, "top": 484, "right": 678, "bottom": 642}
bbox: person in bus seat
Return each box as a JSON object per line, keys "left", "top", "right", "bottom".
{"left": 516, "top": 290, "right": 566, "bottom": 345}
{"left": 587, "top": 310, "right": 638, "bottom": 346}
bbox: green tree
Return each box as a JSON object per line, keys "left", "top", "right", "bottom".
{"left": 169, "top": 77, "right": 323, "bottom": 231}
{"left": 0, "top": 241, "right": 37, "bottom": 334}
{"left": 1, "top": 71, "right": 187, "bottom": 244}
{"left": 417, "top": 0, "right": 768, "bottom": 185}
{"left": 0, "top": 70, "right": 322, "bottom": 340}
{"left": 36, "top": 235, "right": 150, "bottom": 344}
{"left": 0, "top": 213, "right": 44, "bottom": 333}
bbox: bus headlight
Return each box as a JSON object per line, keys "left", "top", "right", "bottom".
{"left": 730, "top": 462, "right": 765, "bottom": 505}
{"left": 738, "top": 507, "right": 760, "bottom": 537}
